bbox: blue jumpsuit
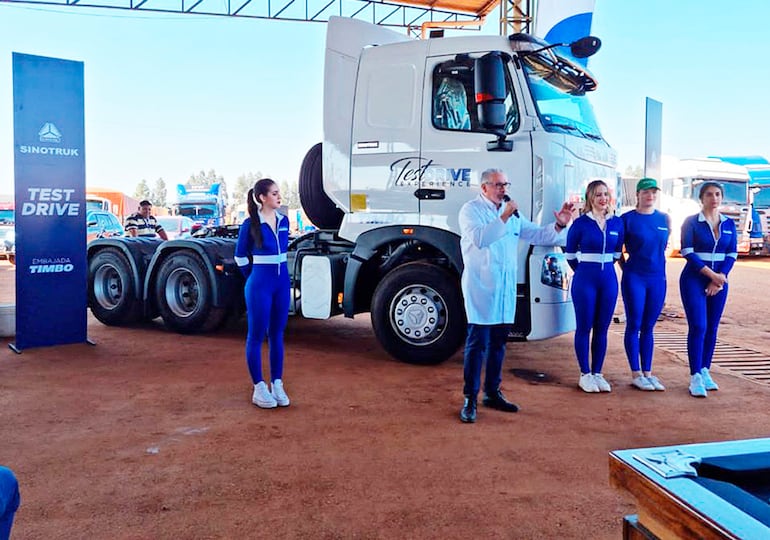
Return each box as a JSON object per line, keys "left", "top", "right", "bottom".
{"left": 566, "top": 213, "right": 624, "bottom": 375}
{"left": 679, "top": 213, "right": 737, "bottom": 375}
{"left": 620, "top": 210, "right": 670, "bottom": 372}
{"left": 0, "top": 466, "right": 19, "bottom": 540}
{"left": 235, "top": 213, "right": 290, "bottom": 384}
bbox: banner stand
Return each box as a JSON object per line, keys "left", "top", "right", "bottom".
{"left": 8, "top": 338, "right": 96, "bottom": 355}
{"left": 13, "top": 53, "right": 89, "bottom": 351}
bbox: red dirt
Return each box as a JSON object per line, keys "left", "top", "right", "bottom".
{"left": 2, "top": 257, "right": 770, "bottom": 539}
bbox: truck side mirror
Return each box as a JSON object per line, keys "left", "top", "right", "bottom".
{"left": 570, "top": 36, "right": 601, "bottom": 59}
{"left": 474, "top": 52, "right": 513, "bottom": 152}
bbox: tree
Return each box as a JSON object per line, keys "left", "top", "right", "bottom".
{"left": 232, "top": 171, "right": 263, "bottom": 207}
{"left": 134, "top": 179, "right": 151, "bottom": 201}
{"left": 279, "top": 179, "right": 300, "bottom": 210}
{"left": 624, "top": 165, "right": 644, "bottom": 179}
{"left": 187, "top": 169, "right": 229, "bottom": 208}
{"left": 151, "top": 177, "right": 167, "bottom": 207}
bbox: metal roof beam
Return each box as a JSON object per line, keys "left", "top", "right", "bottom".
{"left": 1, "top": 0, "right": 484, "bottom": 30}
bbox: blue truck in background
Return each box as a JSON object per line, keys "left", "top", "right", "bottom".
{"left": 713, "top": 156, "right": 770, "bottom": 255}
{"left": 172, "top": 183, "right": 226, "bottom": 227}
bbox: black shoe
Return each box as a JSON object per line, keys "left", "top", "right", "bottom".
{"left": 460, "top": 396, "right": 477, "bottom": 423}
{"left": 482, "top": 389, "right": 520, "bottom": 413}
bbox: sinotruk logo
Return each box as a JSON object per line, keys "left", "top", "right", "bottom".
{"left": 38, "top": 122, "right": 62, "bottom": 143}
{"left": 20, "top": 122, "right": 79, "bottom": 157}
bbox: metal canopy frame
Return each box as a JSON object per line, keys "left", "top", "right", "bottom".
{"left": 1, "top": 0, "right": 533, "bottom": 35}
{"left": 0, "top": 0, "right": 485, "bottom": 32}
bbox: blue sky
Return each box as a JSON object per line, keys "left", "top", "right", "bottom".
{"left": 1, "top": 0, "right": 769, "bottom": 196}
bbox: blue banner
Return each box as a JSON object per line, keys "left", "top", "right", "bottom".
{"left": 13, "top": 53, "right": 87, "bottom": 350}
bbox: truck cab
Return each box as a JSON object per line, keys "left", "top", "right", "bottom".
{"left": 661, "top": 158, "right": 754, "bottom": 255}
{"left": 295, "top": 17, "right": 616, "bottom": 359}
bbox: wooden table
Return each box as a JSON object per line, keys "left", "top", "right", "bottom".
{"left": 609, "top": 438, "right": 770, "bottom": 539}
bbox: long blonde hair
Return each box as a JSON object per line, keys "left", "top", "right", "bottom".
{"left": 582, "top": 180, "right": 611, "bottom": 216}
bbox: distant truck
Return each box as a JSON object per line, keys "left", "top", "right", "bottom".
{"left": 747, "top": 164, "right": 770, "bottom": 254}
{"left": 713, "top": 156, "right": 770, "bottom": 255}
{"left": 86, "top": 17, "right": 615, "bottom": 365}
{"left": 172, "top": 184, "right": 226, "bottom": 227}
{"left": 661, "top": 158, "right": 756, "bottom": 256}
{"left": 86, "top": 188, "right": 141, "bottom": 225}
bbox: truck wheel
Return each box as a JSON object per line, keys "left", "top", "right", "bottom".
{"left": 89, "top": 247, "right": 143, "bottom": 325}
{"left": 155, "top": 251, "right": 225, "bottom": 333}
{"left": 371, "top": 262, "right": 465, "bottom": 365}
{"left": 299, "top": 142, "right": 344, "bottom": 230}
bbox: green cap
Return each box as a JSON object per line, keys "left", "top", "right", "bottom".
{"left": 636, "top": 177, "right": 659, "bottom": 191}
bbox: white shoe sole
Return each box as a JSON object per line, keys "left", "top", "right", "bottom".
{"left": 252, "top": 399, "right": 278, "bottom": 408}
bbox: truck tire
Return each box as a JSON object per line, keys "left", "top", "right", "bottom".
{"left": 154, "top": 251, "right": 226, "bottom": 333}
{"left": 88, "top": 247, "right": 143, "bottom": 325}
{"left": 371, "top": 262, "right": 465, "bottom": 365}
{"left": 299, "top": 142, "right": 344, "bottom": 230}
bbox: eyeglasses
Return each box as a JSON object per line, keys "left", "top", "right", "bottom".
{"left": 484, "top": 182, "right": 510, "bottom": 189}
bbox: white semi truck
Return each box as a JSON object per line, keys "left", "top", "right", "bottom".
{"left": 87, "top": 17, "right": 617, "bottom": 364}
{"left": 660, "top": 157, "right": 755, "bottom": 256}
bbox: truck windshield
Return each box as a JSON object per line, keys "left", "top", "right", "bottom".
{"left": 754, "top": 187, "right": 770, "bottom": 209}
{"left": 86, "top": 200, "right": 107, "bottom": 212}
{"left": 520, "top": 55, "right": 604, "bottom": 141}
{"left": 691, "top": 179, "right": 747, "bottom": 206}
{"left": 176, "top": 205, "right": 216, "bottom": 218}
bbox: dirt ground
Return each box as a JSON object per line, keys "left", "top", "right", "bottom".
{"left": 2, "top": 256, "right": 770, "bottom": 539}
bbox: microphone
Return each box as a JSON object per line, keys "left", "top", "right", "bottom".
{"left": 502, "top": 195, "right": 519, "bottom": 217}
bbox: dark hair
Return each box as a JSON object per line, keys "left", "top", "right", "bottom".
{"left": 698, "top": 181, "right": 724, "bottom": 201}
{"left": 247, "top": 178, "right": 277, "bottom": 248}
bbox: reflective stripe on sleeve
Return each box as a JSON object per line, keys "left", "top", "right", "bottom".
{"left": 680, "top": 247, "right": 694, "bottom": 256}
{"left": 235, "top": 256, "right": 250, "bottom": 267}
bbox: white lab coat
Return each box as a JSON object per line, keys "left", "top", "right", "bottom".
{"left": 459, "top": 194, "right": 567, "bottom": 325}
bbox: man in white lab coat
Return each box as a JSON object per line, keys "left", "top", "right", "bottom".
{"left": 459, "top": 168, "right": 573, "bottom": 423}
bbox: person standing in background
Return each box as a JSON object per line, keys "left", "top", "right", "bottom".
{"left": 125, "top": 200, "right": 169, "bottom": 240}
{"left": 620, "top": 178, "right": 670, "bottom": 391}
{"left": 679, "top": 182, "right": 737, "bottom": 398}
{"left": 566, "top": 180, "right": 624, "bottom": 393}
{"left": 235, "top": 179, "right": 292, "bottom": 409}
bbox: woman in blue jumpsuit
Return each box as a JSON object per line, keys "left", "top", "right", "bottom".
{"left": 680, "top": 181, "right": 737, "bottom": 398}
{"left": 235, "top": 178, "right": 292, "bottom": 408}
{"left": 620, "top": 178, "right": 670, "bottom": 392}
{"left": 566, "top": 180, "right": 624, "bottom": 393}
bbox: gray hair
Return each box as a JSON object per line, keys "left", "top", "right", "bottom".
{"left": 481, "top": 168, "right": 505, "bottom": 184}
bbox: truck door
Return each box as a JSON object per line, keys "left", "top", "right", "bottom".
{"left": 349, "top": 42, "right": 427, "bottom": 218}
{"left": 419, "top": 54, "right": 532, "bottom": 232}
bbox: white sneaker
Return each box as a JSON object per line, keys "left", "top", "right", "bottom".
{"left": 632, "top": 375, "right": 655, "bottom": 391}
{"left": 646, "top": 375, "right": 666, "bottom": 391}
{"left": 271, "top": 379, "right": 290, "bottom": 407}
{"left": 579, "top": 373, "right": 600, "bottom": 393}
{"left": 700, "top": 368, "right": 719, "bottom": 391}
{"left": 593, "top": 373, "right": 612, "bottom": 392}
{"left": 689, "top": 373, "right": 708, "bottom": 398}
{"left": 252, "top": 381, "right": 278, "bottom": 408}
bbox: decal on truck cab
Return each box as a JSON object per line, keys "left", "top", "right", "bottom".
{"left": 389, "top": 157, "right": 472, "bottom": 188}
